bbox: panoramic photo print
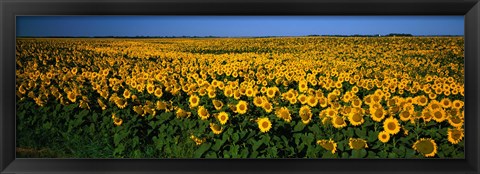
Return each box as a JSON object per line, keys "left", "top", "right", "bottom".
{"left": 15, "top": 16, "right": 464, "bottom": 158}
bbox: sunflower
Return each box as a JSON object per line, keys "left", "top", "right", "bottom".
{"left": 197, "top": 106, "right": 210, "bottom": 120}
{"left": 299, "top": 105, "right": 312, "bottom": 124}
{"left": 299, "top": 80, "right": 308, "bottom": 92}
{"left": 97, "top": 98, "right": 107, "bottom": 110}
{"left": 399, "top": 110, "right": 411, "bottom": 122}
{"left": 244, "top": 87, "right": 254, "bottom": 97}
{"left": 146, "top": 84, "right": 155, "bottom": 94}
{"left": 421, "top": 109, "right": 433, "bottom": 122}
{"left": 198, "top": 87, "right": 207, "bottom": 96}
{"left": 266, "top": 87, "right": 276, "bottom": 98}
{"left": 447, "top": 128, "right": 464, "bottom": 145}
{"left": 317, "top": 139, "right": 337, "bottom": 154}
{"left": 189, "top": 95, "right": 200, "bottom": 108}
{"left": 113, "top": 117, "right": 123, "bottom": 126}
{"left": 448, "top": 115, "right": 464, "bottom": 128}
{"left": 378, "top": 131, "right": 390, "bottom": 143}
{"left": 275, "top": 107, "right": 292, "bottom": 123}
{"left": 208, "top": 89, "right": 216, "bottom": 98}
{"left": 67, "top": 91, "right": 76, "bottom": 103}
{"left": 224, "top": 87, "right": 234, "bottom": 97}
{"left": 415, "top": 95, "right": 428, "bottom": 106}
{"left": 383, "top": 116, "right": 401, "bottom": 135}
{"left": 307, "top": 95, "right": 318, "bottom": 107}
{"left": 256, "top": 117, "right": 272, "bottom": 133}
{"left": 370, "top": 108, "right": 386, "bottom": 122}
{"left": 428, "top": 100, "right": 442, "bottom": 110}
{"left": 364, "top": 95, "right": 373, "bottom": 106}
{"left": 123, "top": 89, "right": 131, "bottom": 99}
{"left": 325, "top": 107, "right": 338, "bottom": 118}
{"left": 156, "top": 101, "right": 167, "bottom": 111}
{"left": 440, "top": 98, "right": 452, "bottom": 108}
{"left": 233, "top": 90, "right": 241, "bottom": 100}
{"left": 452, "top": 100, "right": 464, "bottom": 109}
{"left": 319, "top": 96, "right": 328, "bottom": 108}
{"left": 431, "top": 108, "right": 446, "bottom": 123}
{"left": 115, "top": 97, "right": 128, "bottom": 109}
{"left": 348, "top": 112, "right": 364, "bottom": 126}
{"left": 133, "top": 105, "right": 144, "bottom": 115}
{"left": 190, "top": 135, "right": 205, "bottom": 145}
{"left": 298, "top": 94, "right": 308, "bottom": 104}
{"left": 412, "top": 138, "right": 437, "bottom": 157}
{"left": 262, "top": 101, "right": 273, "bottom": 113}
{"left": 212, "top": 99, "right": 224, "bottom": 110}
{"left": 352, "top": 86, "right": 359, "bottom": 93}
{"left": 253, "top": 96, "right": 264, "bottom": 107}
{"left": 236, "top": 100, "right": 248, "bottom": 114}
{"left": 348, "top": 138, "right": 368, "bottom": 150}
{"left": 176, "top": 108, "right": 191, "bottom": 118}
{"left": 209, "top": 123, "right": 223, "bottom": 135}
{"left": 332, "top": 116, "right": 347, "bottom": 129}
{"left": 351, "top": 98, "right": 362, "bottom": 108}
{"left": 217, "top": 112, "right": 229, "bottom": 125}
{"left": 154, "top": 88, "right": 163, "bottom": 98}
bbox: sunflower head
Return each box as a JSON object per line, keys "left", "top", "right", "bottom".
{"left": 299, "top": 105, "right": 312, "bottom": 124}
{"left": 253, "top": 96, "right": 264, "bottom": 107}
{"left": 189, "top": 95, "right": 200, "bottom": 108}
{"left": 154, "top": 88, "right": 163, "bottom": 98}
{"left": 197, "top": 106, "right": 210, "bottom": 120}
{"left": 317, "top": 139, "right": 337, "bottom": 154}
{"left": 212, "top": 99, "right": 224, "bottom": 110}
{"left": 332, "top": 116, "right": 347, "bottom": 129}
{"left": 217, "top": 112, "right": 229, "bottom": 125}
{"left": 413, "top": 138, "right": 437, "bottom": 157}
{"left": 262, "top": 101, "right": 273, "bottom": 113}
{"left": 370, "top": 108, "right": 386, "bottom": 122}
{"left": 348, "top": 112, "right": 364, "bottom": 126}
{"left": 256, "top": 117, "right": 272, "bottom": 133}
{"left": 235, "top": 100, "right": 248, "bottom": 114}
{"left": 115, "top": 97, "right": 128, "bottom": 109}
{"left": 307, "top": 96, "right": 318, "bottom": 107}
{"left": 447, "top": 128, "right": 464, "bottom": 145}
{"left": 349, "top": 138, "right": 368, "bottom": 150}
{"left": 276, "top": 107, "right": 292, "bottom": 123}
{"left": 383, "top": 116, "right": 401, "bottom": 135}
{"left": 378, "top": 131, "right": 390, "bottom": 143}
{"left": 432, "top": 108, "right": 446, "bottom": 123}
{"left": 209, "top": 123, "right": 223, "bottom": 135}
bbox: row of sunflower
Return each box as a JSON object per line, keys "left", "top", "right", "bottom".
{"left": 16, "top": 36, "right": 464, "bottom": 158}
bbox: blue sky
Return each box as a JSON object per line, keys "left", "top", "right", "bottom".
{"left": 16, "top": 16, "right": 464, "bottom": 37}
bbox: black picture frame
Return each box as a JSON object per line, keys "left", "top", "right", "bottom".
{"left": 1, "top": 0, "right": 479, "bottom": 173}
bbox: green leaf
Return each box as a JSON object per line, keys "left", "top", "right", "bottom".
{"left": 114, "top": 133, "right": 124, "bottom": 145}
{"left": 322, "top": 151, "right": 336, "bottom": 158}
{"left": 388, "top": 152, "right": 398, "bottom": 158}
{"left": 378, "top": 151, "right": 388, "bottom": 158}
{"left": 341, "top": 152, "right": 349, "bottom": 158}
{"left": 308, "top": 124, "right": 321, "bottom": 135}
{"left": 367, "top": 151, "right": 377, "bottom": 158}
{"left": 293, "top": 121, "right": 305, "bottom": 132}
{"left": 405, "top": 149, "right": 416, "bottom": 158}
{"left": 351, "top": 149, "right": 367, "bottom": 158}
{"left": 367, "top": 130, "right": 378, "bottom": 143}
{"left": 232, "top": 133, "right": 239, "bottom": 143}
{"left": 355, "top": 128, "right": 367, "bottom": 138}
{"left": 205, "top": 152, "right": 217, "bottom": 158}
{"left": 250, "top": 151, "right": 259, "bottom": 158}
{"left": 252, "top": 140, "right": 263, "bottom": 151}
{"left": 211, "top": 139, "right": 226, "bottom": 151}
{"left": 194, "top": 143, "right": 211, "bottom": 158}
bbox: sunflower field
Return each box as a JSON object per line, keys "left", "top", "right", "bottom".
{"left": 16, "top": 37, "right": 464, "bottom": 158}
